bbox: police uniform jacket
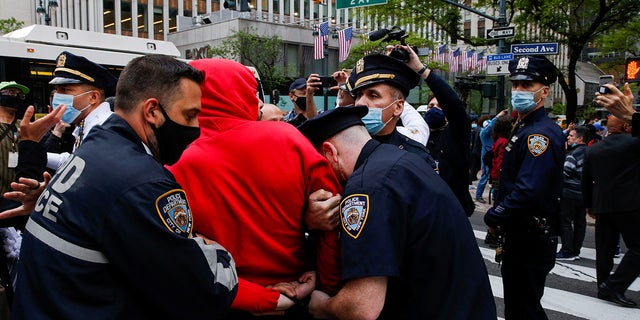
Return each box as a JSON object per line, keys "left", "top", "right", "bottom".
{"left": 486, "top": 107, "right": 565, "bottom": 230}
{"left": 13, "top": 114, "right": 237, "bottom": 319}
{"left": 339, "top": 139, "right": 496, "bottom": 319}
{"left": 374, "top": 128, "right": 437, "bottom": 169}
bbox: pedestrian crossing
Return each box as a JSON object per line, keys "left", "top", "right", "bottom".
{"left": 473, "top": 229, "right": 640, "bottom": 319}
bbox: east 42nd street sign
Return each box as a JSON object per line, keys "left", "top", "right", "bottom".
{"left": 337, "top": 0, "right": 387, "bottom": 9}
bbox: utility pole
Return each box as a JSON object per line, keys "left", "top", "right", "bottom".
{"left": 440, "top": 0, "right": 508, "bottom": 111}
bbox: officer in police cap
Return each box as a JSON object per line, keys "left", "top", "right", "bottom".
{"left": 299, "top": 106, "right": 496, "bottom": 319}
{"left": 484, "top": 55, "right": 565, "bottom": 319}
{"left": 44, "top": 51, "right": 117, "bottom": 169}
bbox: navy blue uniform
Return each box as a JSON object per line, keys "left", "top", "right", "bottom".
{"left": 13, "top": 114, "right": 237, "bottom": 319}
{"left": 340, "top": 140, "right": 496, "bottom": 319}
{"left": 485, "top": 107, "right": 565, "bottom": 319}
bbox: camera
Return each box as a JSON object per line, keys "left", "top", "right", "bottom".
{"left": 319, "top": 76, "right": 337, "bottom": 88}
{"left": 368, "top": 26, "right": 412, "bottom": 62}
{"left": 598, "top": 75, "right": 614, "bottom": 94}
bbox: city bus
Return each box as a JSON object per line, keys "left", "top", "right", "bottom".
{"left": 0, "top": 24, "right": 181, "bottom": 114}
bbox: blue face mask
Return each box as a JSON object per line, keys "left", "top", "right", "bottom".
{"left": 471, "top": 123, "right": 477, "bottom": 128}
{"left": 361, "top": 100, "right": 398, "bottom": 135}
{"left": 511, "top": 87, "right": 544, "bottom": 114}
{"left": 52, "top": 91, "right": 93, "bottom": 124}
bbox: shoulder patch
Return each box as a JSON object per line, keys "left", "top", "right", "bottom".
{"left": 527, "top": 134, "right": 550, "bottom": 157}
{"left": 340, "top": 194, "right": 369, "bottom": 239}
{"left": 155, "top": 189, "right": 193, "bottom": 237}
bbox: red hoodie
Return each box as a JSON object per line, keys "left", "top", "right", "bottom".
{"left": 168, "top": 59, "right": 341, "bottom": 313}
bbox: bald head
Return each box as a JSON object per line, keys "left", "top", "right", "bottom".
{"left": 606, "top": 115, "right": 631, "bottom": 135}
{"left": 260, "top": 103, "right": 284, "bottom": 121}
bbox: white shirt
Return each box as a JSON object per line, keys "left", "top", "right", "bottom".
{"left": 397, "top": 101, "right": 430, "bottom": 146}
{"left": 46, "top": 101, "right": 113, "bottom": 170}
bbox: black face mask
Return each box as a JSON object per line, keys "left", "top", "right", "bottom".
{"left": 0, "top": 95, "right": 22, "bottom": 109}
{"left": 294, "top": 96, "right": 307, "bottom": 111}
{"left": 152, "top": 104, "right": 200, "bottom": 165}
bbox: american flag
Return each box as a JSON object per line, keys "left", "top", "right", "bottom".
{"left": 434, "top": 44, "right": 447, "bottom": 64}
{"left": 338, "top": 27, "right": 353, "bottom": 62}
{"left": 314, "top": 21, "right": 329, "bottom": 60}
{"left": 477, "top": 52, "right": 486, "bottom": 71}
{"left": 449, "top": 48, "right": 460, "bottom": 73}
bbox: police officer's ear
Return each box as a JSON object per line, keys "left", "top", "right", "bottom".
{"left": 320, "top": 141, "right": 339, "bottom": 164}
{"left": 393, "top": 98, "right": 405, "bottom": 117}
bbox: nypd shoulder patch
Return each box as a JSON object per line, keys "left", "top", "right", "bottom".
{"left": 155, "top": 189, "right": 193, "bottom": 237}
{"left": 527, "top": 134, "right": 550, "bottom": 157}
{"left": 340, "top": 194, "right": 369, "bottom": 239}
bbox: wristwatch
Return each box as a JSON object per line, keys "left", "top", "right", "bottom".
{"left": 417, "top": 65, "right": 428, "bottom": 75}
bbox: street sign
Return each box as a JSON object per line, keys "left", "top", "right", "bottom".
{"left": 511, "top": 43, "right": 559, "bottom": 55}
{"left": 486, "top": 26, "right": 515, "bottom": 39}
{"left": 336, "top": 0, "right": 387, "bottom": 9}
{"left": 486, "top": 53, "right": 513, "bottom": 75}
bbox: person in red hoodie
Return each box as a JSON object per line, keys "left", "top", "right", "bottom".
{"left": 168, "top": 58, "right": 341, "bottom": 319}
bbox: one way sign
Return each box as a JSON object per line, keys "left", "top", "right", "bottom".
{"left": 486, "top": 26, "right": 515, "bottom": 39}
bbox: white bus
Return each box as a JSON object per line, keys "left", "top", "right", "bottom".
{"left": 0, "top": 25, "right": 181, "bottom": 113}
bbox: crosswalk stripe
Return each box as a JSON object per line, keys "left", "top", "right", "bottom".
{"left": 476, "top": 233, "right": 640, "bottom": 291}
{"left": 489, "top": 275, "right": 640, "bottom": 318}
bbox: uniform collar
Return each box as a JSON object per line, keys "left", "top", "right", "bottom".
{"left": 354, "top": 139, "right": 381, "bottom": 172}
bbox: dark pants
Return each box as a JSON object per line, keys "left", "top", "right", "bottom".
{"left": 595, "top": 210, "right": 640, "bottom": 293}
{"left": 501, "top": 232, "right": 557, "bottom": 320}
{"left": 559, "top": 198, "right": 586, "bottom": 256}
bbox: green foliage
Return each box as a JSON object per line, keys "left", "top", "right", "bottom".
{"left": 339, "top": 32, "right": 436, "bottom": 70}
{"left": 208, "top": 27, "right": 287, "bottom": 92}
{"left": 594, "top": 16, "right": 640, "bottom": 58}
{"left": 551, "top": 103, "right": 566, "bottom": 116}
{"left": 0, "top": 17, "right": 24, "bottom": 35}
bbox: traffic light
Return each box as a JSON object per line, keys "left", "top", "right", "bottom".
{"left": 626, "top": 58, "right": 640, "bottom": 82}
{"left": 224, "top": 0, "right": 250, "bottom": 11}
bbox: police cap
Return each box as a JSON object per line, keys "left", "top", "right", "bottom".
{"left": 298, "top": 105, "right": 368, "bottom": 148}
{"left": 49, "top": 51, "right": 118, "bottom": 91}
{"left": 347, "top": 54, "right": 420, "bottom": 97}
{"left": 508, "top": 55, "right": 557, "bottom": 85}
{"left": 289, "top": 78, "right": 307, "bottom": 92}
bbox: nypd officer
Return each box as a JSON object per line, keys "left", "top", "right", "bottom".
{"left": 44, "top": 51, "right": 118, "bottom": 170}
{"left": 300, "top": 105, "right": 495, "bottom": 319}
{"left": 484, "top": 56, "right": 565, "bottom": 319}
{"left": 12, "top": 55, "right": 238, "bottom": 319}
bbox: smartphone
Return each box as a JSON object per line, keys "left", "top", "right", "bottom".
{"left": 319, "top": 76, "right": 337, "bottom": 88}
{"left": 598, "top": 75, "right": 614, "bottom": 94}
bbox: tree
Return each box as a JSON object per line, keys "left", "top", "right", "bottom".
{"left": 208, "top": 27, "right": 288, "bottom": 93}
{"left": 0, "top": 17, "right": 24, "bottom": 35}
{"left": 512, "top": 0, "right": 640, "bottom": 122}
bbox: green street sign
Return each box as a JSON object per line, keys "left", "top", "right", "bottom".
{"left": 336, "top": 0, "right": 388, "bottom": 9}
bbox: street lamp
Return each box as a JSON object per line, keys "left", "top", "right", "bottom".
{"left": 36, "top": 0, "right": 59, "bottom": 26}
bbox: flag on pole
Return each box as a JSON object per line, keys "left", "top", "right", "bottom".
{"left": 435, "top": 44, "right": 447, "bottom": 64}
{"left": 314, "top": 21, "right": 329, "bottom": 60}
{"left": 449, "top": 48, "right": 460, "bottom": 73}
{"left": 338, "top": 27, "right": 353, "bottom": 62}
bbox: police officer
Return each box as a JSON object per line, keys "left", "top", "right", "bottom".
{"left": 12, "top": 55, "right": 238, "bottom": 319}
{"left": 484, "top": 55, "right": 565, "bottom": 319}
{"left": 300, "top": 105, "right": 496, "bottom": 319}
{"left": 346, "top": 52, "right": 437, "bottom": 168}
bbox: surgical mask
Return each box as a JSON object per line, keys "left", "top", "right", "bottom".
{"left": 52, "top": 91, "right": 93, "bottom": 124}
{"left": 361, "top": 99, "right": 398, "bottom": 135}
{"left": 471, "top": 123, "right": 477, "bottom": 128}
{"left": 511, "top": 87, "right": 544, "bottom": 114}
{"left": 152, "top": 104, "right": 200, "bottom": 165}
